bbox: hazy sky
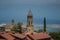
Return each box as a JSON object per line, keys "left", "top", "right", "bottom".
{"left": 0, "top": 0, "right": 60, "bottom": 24}
{"left": 0, "top": 0, "right": 60, "bottom": 5}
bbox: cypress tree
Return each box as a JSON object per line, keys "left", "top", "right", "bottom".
{"left": 44, "top": 17, "right": 46, "bottom": 32}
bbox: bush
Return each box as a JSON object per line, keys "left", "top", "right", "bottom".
{"left": 49, "top": 31, "right": 60, "bottom": 40}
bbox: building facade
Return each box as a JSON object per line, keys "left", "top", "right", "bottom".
{"left": 26, "top": 10, "right": 34, "bottom": 33}
{"left": 0, "top": 24, "right": 6, "bottom": 32}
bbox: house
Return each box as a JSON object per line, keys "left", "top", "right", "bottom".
{"left": 5, "top": 24, "right": 13, "bottom": 32}
{"left": 10, "top": 32, "right": 27, "bottom": 40}
{"left": 0, "top": 24, "right": 6, "bottom": 32}
{"left": 26, "top": 32, "right": 53, "bottom": 40}
{"left": 0, "top": 32, "right": 53, "bottom": 40}
{"left": 0, "top": 32, "right": 15, "bottom": 40}
{"left": 0, "top": 32, "right": 27, "bottom": 40}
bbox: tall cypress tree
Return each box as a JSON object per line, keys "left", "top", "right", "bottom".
{"left": 44, "top": 17, "right": 46, "bottom": 32}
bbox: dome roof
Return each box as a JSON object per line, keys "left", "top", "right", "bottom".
{"left": 28, "top": 10, "right": 32, "bottom": 16}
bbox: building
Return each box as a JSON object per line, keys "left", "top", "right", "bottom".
{"left": 0, "top": 19, "right": 14, "bottom": 32}
{"left": 0, "top": 24, "right": 6, "bottom": 32}
{"left": 0, "top": 10, "right": 53, "bottom": 40}
{"left": 0, "top": 32, "right": 53, "bottom": 40}
{"left": 5, "top": 24, "right": 13, "bottom": 32}
{"left": 0, "top": 23, "right": 12, "bottom": 32}
{"left": 5, "top": 19, "right": 14, "bottom": 32}
{"left": 0, "top": 32, "right": 27, "bottom": 40}
{"left": 26, "top": 10, "right": 34, "bottom": 33}
{"left": 26, "top": 32, "right": 53, "bottom": 40}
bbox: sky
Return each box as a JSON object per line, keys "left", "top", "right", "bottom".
{"left": 0, "top": 0, "right": 60, "bottom": 5}
{"left": 0, "top": 0, "right": 60, "bottom": 24}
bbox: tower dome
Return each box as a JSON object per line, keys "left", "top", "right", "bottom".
{"left": 28, "top": 10, "right": 32, "bottom": 16}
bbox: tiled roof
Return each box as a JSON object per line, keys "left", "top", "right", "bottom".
{"left": 0, "top": 32, "right": 53, "bottom": 40}
{"left": 10, "top": 33, "right": 25, "bottom": 39}
{"left": 0, "top": 32, "right": 15, "bottom": 40}
{"left": 26, "top": 32, "right": 51, "bottom": 40}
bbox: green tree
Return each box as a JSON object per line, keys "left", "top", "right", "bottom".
{"left": 17, "top": 22, "right": 23, "bottom": 33}
{"left": 11, "top": 24, "right": 17, "bottom": 32}
{"left": 49, "top": 32, "right": 60, "bottom": 40}
{"left": 44, "top": 17, "right": 46, "bottom": 32}
{"left": 11, "top": 22, "right": 23, "bottom": 33}
{"left": 37, "top": 29, "right": 43, "bottom": 32}
{"left": 34, "top": 29, "right": 43, "bottom": 33}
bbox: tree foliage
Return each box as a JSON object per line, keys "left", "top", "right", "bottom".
{"left": 44, "top": 17, "right": 46, "bottom": 32}
{"left": 11, "top": 22, "right": 23, "bottom": 33}
{"left": 34, "top": 29, "right": 43, "bottom": 33}
{"left": 49, "top": 31, "right": 60, "bottom": 40}
{"left": 17, "top": 22, "right": 23, "bottom": 33}
{"left": 11, "top": 24, "right": 17, "bottom": 32}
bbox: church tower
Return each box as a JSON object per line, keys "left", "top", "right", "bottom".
{"left": 26, "top": 10, "right": 34, "bottom": 33}
{"left": 11, "top": 19, "right": 14, "bottom": 25}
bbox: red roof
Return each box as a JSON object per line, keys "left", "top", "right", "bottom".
{"left": 0, "top": 32, "right": 15, "bottom": 40}
{"left": 0, "top": 32, "right": 53, "bottom": 40}
{"left": 10, "top": 33, "right": 25, "bottom": 39}
{"left": 26, "top": 32, "right": 51, "bottom": 40}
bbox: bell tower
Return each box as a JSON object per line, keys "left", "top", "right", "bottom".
{"left": 26, "top": 10, "right": 34, "bottom": 33}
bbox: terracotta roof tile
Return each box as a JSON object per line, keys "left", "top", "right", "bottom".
{"left": 10, "top": 33, "right": 25, "bottom": 39}
{"left": 0, "top": 32, "right": 52, "bottom": 40}
{"left": 27, "top": 32, "right": 51, "bottom": 40}
{"left": 0, "top": 32, "right": 15, "bottom": 40}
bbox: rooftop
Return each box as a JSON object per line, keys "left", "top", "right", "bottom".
{"left": 10, "top": 33, "right": 25, "bottom": 39}
{"left": 0, "top": 32, "right": 53, "bottom": 40}
{"left": 26, "top": 32, "right": 52, "bottom": 40}
{"left": 0, "top": 24, "right": 6, "bottom": 27}
{"left": 0, "top": 32, "right": 15, "bottom": 40}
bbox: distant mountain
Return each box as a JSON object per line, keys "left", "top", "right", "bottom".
{"left": 33, "top": 18, "right": 60, "bottom": 24}
{"left": 0, "top": 17, "right": 60, "bottom": 24}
